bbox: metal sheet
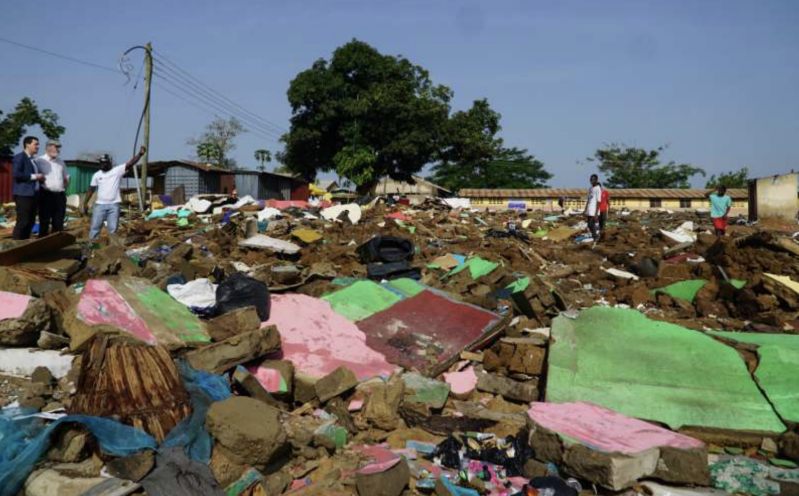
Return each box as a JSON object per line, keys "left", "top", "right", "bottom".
{"left": 356, "top": 289, "right": 501, "bottom": 375}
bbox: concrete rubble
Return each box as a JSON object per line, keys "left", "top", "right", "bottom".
{"left": 0, "top": 195, "right": 797, "bottom": 495}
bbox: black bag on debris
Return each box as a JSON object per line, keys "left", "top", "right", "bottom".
{"left": 357, "top": 236, "right": 415, "bottom": 264}
{"left": 366, "top": 261, "right": 421, "bottom": 281}
{"left": 215, "top": 273, "right": 271, "bottom": 322}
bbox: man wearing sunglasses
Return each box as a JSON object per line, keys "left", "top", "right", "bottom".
{"left": 35, "top": 140, "right": 70, "bottom": 237}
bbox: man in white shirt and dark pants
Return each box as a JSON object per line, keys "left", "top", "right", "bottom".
{"left": 584, "top": 174, "right": 602, "bottom": 241}
{"left": 36, "top": 140, "right": 70, "bottom": 237}
{"left": 84, "top": 146, "right": 145, "bottom": 239}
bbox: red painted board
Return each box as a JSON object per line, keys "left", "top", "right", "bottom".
{"left": 356, "top": 289, "right": 500, "bottom": 374}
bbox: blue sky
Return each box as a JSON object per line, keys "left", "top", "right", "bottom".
{"left": 1, "top": 0, "right": 797, "bottom": 187}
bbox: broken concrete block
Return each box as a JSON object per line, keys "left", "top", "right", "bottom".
{"left": 294, "top": 372, "right": 319, "bottom": 404}
{"left": 206, "top": 396, "right": 287, "bottom": 468}
{"left": 31, "top": 366, "right": 55, "bottom": 385}
{"left": 315, "top": 366, "right": 359, "bottom": 403}
{"left": 363, "top": 377, "right": 405, "bottom": 430}
{"left": 402, "top": 373, "right": 450, "bottom": 409}
{"left": 47, "top": 430, "right": 87, "bottom": 463}
{"left": 356, "top": 457, "right": 410, "bottom": 496}
{"left": 248, "top": 359, "right": 294, "bottom": 395}
{"left": 209, "top": 445, "right": 248, "bottom": 488}
{"left": 507, "top": 342, "right": 546, "bottom": 375}
{"left": 185, "top": 325, "right": 281, "bottom": 374}
{"left": 0, "top": 348, "right": 74, "bottom": 379}
{"left": 207, "top": 306, "right": 261, "bottom": 342}
{"left": 527, "top": 402, "right": 708, "bottom": 490}
{"left": 0, "top": 293, "right": 51, "bottom": 346}
{"left": 476, "top": 372, "right": 538, "bottom": 403}
{"left": 232, "top": 366, "right": 284, "bottom": 409}
{"left": 106, "top": 449, "right": 155, "bottom": 482}
{"left": 37, "top": 331, "right": 70, "bottom": 350}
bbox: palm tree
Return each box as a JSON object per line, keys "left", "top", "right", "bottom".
{"left": 254, "top": 149, "right": 271, "bottom": 172}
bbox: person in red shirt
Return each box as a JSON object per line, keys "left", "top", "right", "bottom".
{"left": 598, "top": 182, "right": 610, "bottom": 241}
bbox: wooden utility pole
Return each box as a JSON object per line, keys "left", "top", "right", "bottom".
{"left": 140, "top": 42, "right": 153, "bottom": 208}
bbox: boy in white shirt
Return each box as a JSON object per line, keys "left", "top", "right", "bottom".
{"left": 84, "top": 146, "right": 145, "bottom": 239}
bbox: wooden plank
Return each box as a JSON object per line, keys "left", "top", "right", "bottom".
{"left": 0, "top": 232, "right": 76, "bottom": 266}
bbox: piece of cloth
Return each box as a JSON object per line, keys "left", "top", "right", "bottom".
{"left": 12, "top": 194, "right": 38, "bottom": 240}
{"left": 709, "top": 193, "right": 732, "bottom": 219}
{"left": 11, "top": 152, "right": 40, "bottom": 197}
{"left": 586, "top": 185, "right": 601, "bottom": 216}
{"left": 38, "top": 190, "right": 66, "bottom": 237}
{"left": 140, "top": 447, "right": 224, "bottom": 496}
{"left": 713, "top": 217, "right": 728, "bottom": 232}
{"left": 89, "top": 202, "right": 120, "bottom": 239}
{"left": 35, "top": 154, "right": 69, "bottom": 192}
{"left": 90, "top": 164, "right": 126, "bottom": 204}
{"left": 599, "top": 188, "right": 610, "bottom": 212}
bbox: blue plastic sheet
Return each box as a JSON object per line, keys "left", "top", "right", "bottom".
{"left": 0, "top": 409, "right": 158, "bottom": 496}
{"left": 162, "top": 361, "right": 231, "bottom": 462}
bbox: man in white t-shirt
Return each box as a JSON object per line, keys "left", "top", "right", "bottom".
{"left": 84, "top": 146, "right": 145, "bottom": 239}
{"left": 583, "top": 173, "right": 602, "bottom": 241}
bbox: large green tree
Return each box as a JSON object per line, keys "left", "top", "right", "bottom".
{"left": 280, "top": 39, "right": 452, "bottom": 193}
{"left": 706, "top": 166, "right": 750, "bottom": 189}
{"left": 0, "top": 98, "right": 65, "bottom": 155}
{"left": 430, "top": 99, "right": 551, "bottom": 191}
{"left": 587, "top": 144, "right": 705, "bottom": 188}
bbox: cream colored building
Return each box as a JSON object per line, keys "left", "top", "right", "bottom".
{"left": 459, "top": 188, "right": 750, "bottom": 213}
{"left": 374, "top": 176, "right": 451, "bottom": 204}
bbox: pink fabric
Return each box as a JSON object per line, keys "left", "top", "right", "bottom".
{"left": 385, "top": 212, "right": 411, "bottom": 221}
{"left": 262, "top": 294, "right": 398, "bottom": 380}
{"left": 352, "top": 444, "right": 401, "bottom": 474}
{"left": 77, "top": 280, "right": 156, "bottom": 344}
{"left": 0, "top": 292, "right": 32, "bottom": 320}
{"left": 528, "top": 402, "right": 704, "bottom": 454}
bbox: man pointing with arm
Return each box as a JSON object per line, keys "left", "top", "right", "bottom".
{"left": 84, "top": 146, "right": 145, "bottom": 239}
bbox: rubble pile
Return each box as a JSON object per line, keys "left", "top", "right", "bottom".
{"left": 0, "top": 196, "right": 798, "bottom": 496}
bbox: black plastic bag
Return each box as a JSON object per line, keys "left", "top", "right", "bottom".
{"left": 215, "top": 273, "right": 271, "bottom": 322}
{"left": 366, "top": 261, "right": 421, "bottom": 281}
{"left": 357, "top": 236, "right": 414, "bottom": 264}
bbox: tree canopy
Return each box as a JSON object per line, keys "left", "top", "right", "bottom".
{"left": 280, "top": 39, "right": 452, "bottom": 192}
{"left": 706, "top": 167, "right": 750, "bottom": 189}
{"left": 254, "top": 149, "right": 272, "bottom": 172}
{"left": 188, "top": 117, "right": 245, "bottom": 169}
{"left": 587, "top": 144, "right": 705, "bottom": 188}
{"left": 430, "top": 99, "right": 551, "bottom": 191}
{"left": 0, "top": 98, "right": 65, "bottom": 156}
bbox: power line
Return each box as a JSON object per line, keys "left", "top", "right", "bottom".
{"left": 152, "top": 49, "right": 287, "bottom": 134}
{"left": 151, "top": 59, "right": 284, "bottom": 137}
{"left": 0, "top": 35, "right": 120, "bottom": 73}
{"left": 153, "top": 76, "right": 280, "bottom": 142}
{"left": 152, "top": 68, "right": 283, "bottom": 139}
{"left": 152, "top": 71, "right": 281, "bottom": 142}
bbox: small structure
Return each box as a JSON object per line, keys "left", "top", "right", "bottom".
{"left": 148, "top": 160, "right": 234, "bottom": 198}
{"left": 748, "top": 172, "right": 799, "bottom": 221}
{"left": 374, "top": 176, "right": 451, "bottom": 205}
{"left": 232, "top": 170, "right": 309, "bottom": 201}
{"left": 315, "top": 179, "right": 339, "bottom": 192}
{"left": 65, "top": 160, "right": 104, "bottom": 196}
{"left": 460, "top": 188, "right": 750, "bottom": 213}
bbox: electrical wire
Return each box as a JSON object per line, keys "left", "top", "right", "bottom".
{"left": 0, "top": 35, "right": 120, "bottom": 73}
{"left": 153, "top": 49, "right": 286, "bottom": 134}
{"left": 152, "top": 75, "right": 280, "bottom": 142}
{"left": 151, "top": 61, "right": 283, "bottom": 138}
{"left": 152, "top": 71, "right": 282, "bottom": 141}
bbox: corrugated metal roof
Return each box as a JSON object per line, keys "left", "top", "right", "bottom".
{"left": 148, "top": 160, "right": 229, "bottom": 174}
{"left": 459, "top": 188, "right": 748, "bottom": 200}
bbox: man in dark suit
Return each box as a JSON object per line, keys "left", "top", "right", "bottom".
{"left": 12, "top": 136, "right": 45, "bottom": 240}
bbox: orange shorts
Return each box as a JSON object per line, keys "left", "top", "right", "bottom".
{"left": 712, "top": 217, "right": 728, "bottom": 231}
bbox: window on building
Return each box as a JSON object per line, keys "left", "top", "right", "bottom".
{"left": 650, "top": 199, "right": 662, "bottom": 208}
{"left": 679, "top": 199, "right": 691, "bottom": 208}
